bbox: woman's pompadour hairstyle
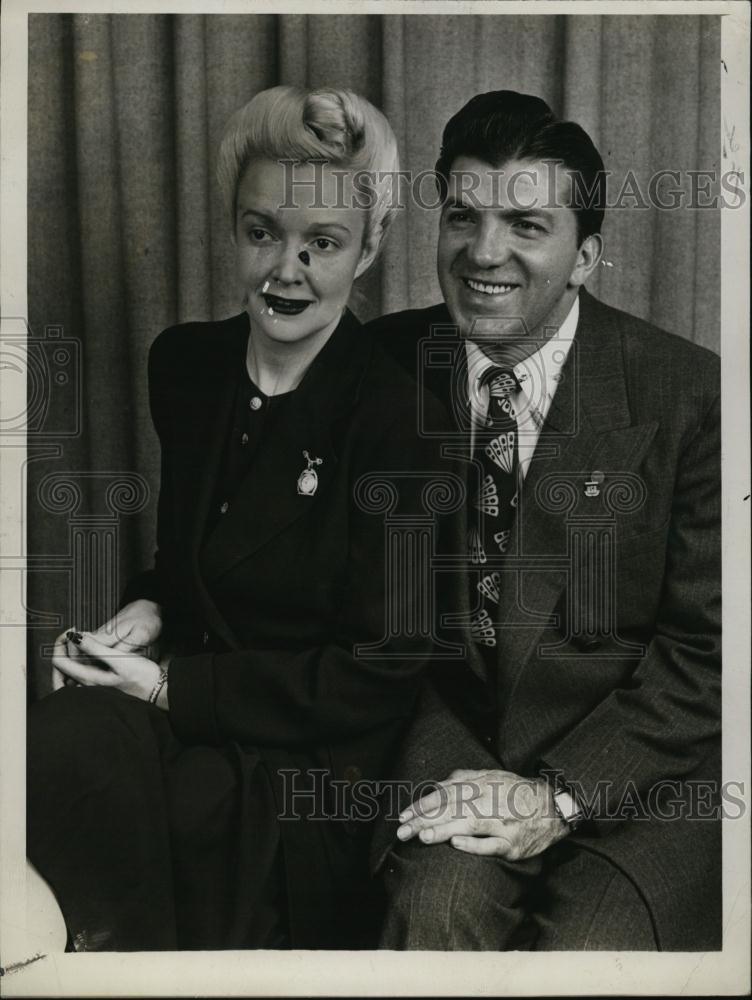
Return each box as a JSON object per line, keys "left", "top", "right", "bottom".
{"left": 217, "top": 85, "right": 400, "bottom": 253}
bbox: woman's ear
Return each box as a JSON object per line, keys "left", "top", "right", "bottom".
{"left": 569, "top": 232, "right": 603, "bottom": 288}
{"left": 354, "top": 232, "right": 381, "bottom": 281}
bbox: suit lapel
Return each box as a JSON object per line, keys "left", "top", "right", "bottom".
{"left": 415, "top": 303, "right": 469, "bottom": 423}
{"left": 493, "top": 290, "right": 659, "bottom": 698}
{"left": 420, "top": 318, "right": 486, "bottom": 683}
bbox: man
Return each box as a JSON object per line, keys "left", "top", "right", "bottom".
{"left": 366, "top": 91, "right": 721, "bottom": 951}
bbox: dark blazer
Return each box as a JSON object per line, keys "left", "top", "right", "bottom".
{"left": 123, "top": 308, "right": 455, "bottom": 947}
{"left": 366, "top": 288, "right": 722, "bottom": 950}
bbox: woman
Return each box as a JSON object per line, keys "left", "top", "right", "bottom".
{"left": 27, "top": 86, "right": 454, "bottom": 951}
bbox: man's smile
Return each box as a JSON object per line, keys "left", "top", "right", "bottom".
{"left": 462, "top": 278, "right": 520, "bottom": 297}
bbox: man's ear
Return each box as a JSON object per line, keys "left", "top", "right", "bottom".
{"left": 570, "top": 233, "right": 603, "bottom": 288}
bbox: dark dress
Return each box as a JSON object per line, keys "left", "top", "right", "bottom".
{"left": 27, "top": 309, "right": 455, "bottom": 951}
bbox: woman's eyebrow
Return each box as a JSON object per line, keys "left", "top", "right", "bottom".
{"left": 239, "top": 209, "right": 352, "bottom": 236}
{"left": 304, "top": 221, "right": 352, "bottom": 236}
{"left": 239, "top": 208, "right": 277, "bottom": 224}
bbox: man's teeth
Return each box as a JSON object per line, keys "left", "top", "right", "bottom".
{"left": 466, "top": 279, "right": 516, "bottom": 295}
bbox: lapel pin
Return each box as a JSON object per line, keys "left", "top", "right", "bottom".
{"left": 585, "top": 470, "right": 605, "bottom": 498}
{"left": 297, "top": 450, "right": 323, "bottom": 496}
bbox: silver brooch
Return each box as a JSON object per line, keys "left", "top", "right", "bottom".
{"left": 297, "top": 450, "right": 323, "bottom": 496}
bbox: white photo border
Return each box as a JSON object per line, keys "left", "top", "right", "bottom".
{"left": 1, "top": 1, "right": 749, "bottom": 995}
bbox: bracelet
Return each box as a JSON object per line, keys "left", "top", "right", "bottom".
{"left": 147, "top": 667, "right": 169, "bottom": 705}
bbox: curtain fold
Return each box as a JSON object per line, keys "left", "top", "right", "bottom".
{"left": 26, "top": 12, "right": 721, "bottom": 691}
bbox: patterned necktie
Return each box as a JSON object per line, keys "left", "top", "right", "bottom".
{"left": 468, "top": 367, "right": 521, "bottom": 649}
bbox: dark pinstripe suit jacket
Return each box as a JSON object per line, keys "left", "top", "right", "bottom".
{"left": 366, "top": 288, "right": 722, "bottom": 950}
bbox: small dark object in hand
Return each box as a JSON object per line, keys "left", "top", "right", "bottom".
{"left": 66, "top": 630, "right": 83, "bottom": 645}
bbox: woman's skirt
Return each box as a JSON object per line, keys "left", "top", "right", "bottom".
{"left": 27, "top": 686, "right": 291, "bottom": 951}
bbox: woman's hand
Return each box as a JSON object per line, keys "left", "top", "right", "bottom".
{"left": 91, "top": 599, "right": 163, "bottom": 657}
{"left": 51, "top": 629, "right": 164, "bottom": 703}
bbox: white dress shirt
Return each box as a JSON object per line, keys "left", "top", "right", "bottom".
{"left": 465, "top": 296, "right": 579, "bottom": 482}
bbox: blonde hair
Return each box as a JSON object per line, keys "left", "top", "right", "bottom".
{"left": 217, "top": 86, "right": 400, "bottom": 255}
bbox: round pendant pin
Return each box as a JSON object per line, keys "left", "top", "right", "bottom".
{"left": 297, "top": 450, "right": 323, "bottom": 496}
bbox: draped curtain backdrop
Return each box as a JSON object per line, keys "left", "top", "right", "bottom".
{"left": 26, "top": 13, "right": 720, "bottom": 691}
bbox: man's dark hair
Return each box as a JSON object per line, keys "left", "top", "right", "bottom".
{"left": 434, "top": 90, "right": 606, "bottom": 244}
